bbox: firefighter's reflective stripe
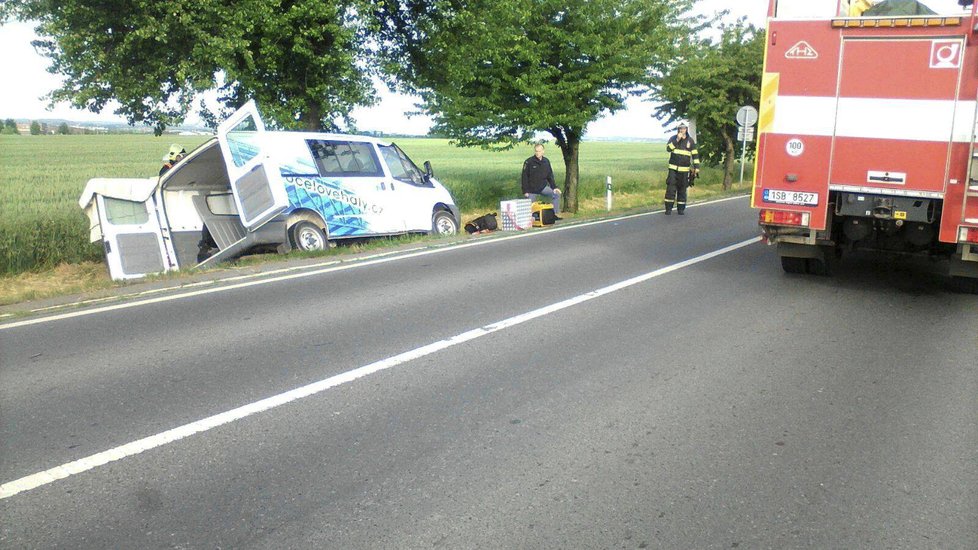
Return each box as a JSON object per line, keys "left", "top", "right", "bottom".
{"left": 667, "top": 135, "right": 700, "bottom": 172}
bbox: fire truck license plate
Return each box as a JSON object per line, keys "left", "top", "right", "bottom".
{"left": 763, "top": 189, "right": 818, "bottom": 206}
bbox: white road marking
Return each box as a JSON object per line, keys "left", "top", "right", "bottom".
{"left": 26, "top": 248, "right": 422, "bottom": 314}
{"left": 0, "top": 235, "right": 760, "bottom": 500}
{"left": 0, "top": 195, "right": 750, "bottom": 330}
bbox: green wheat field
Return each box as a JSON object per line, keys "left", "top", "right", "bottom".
{"left": 0, "top": 134, "right": 740, "bottom": 277}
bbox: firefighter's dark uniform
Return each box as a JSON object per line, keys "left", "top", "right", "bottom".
{"left": 664, "top": 133, "right": 699, "bottom": 215}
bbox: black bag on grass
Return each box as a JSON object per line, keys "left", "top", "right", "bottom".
{"left": 465, "top": 213, "right": 498, "bottom": 234}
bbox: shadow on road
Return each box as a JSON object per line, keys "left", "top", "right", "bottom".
{"left": 783, "top": 251, "right": 967, "bottom": 298}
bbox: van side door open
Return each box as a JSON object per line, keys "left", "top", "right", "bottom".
{"left": 216, "top": 100, "right": 290, "bottom": 229}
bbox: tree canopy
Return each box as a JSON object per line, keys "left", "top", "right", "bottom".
{"left": 376, "top": 0, "right": 695, "bottom": 212}
{"left": 0, "top": 0, "right": 376, "bottom": 133}
{"left": 650, "top": 19, "right": 764, "bottom": 188}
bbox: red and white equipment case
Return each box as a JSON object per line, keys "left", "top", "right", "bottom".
{"left": 752, "top": 0, "right": 978, "bottom": 290}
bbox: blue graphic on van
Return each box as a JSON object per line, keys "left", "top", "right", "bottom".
{"left": 285, "top": 176, "right": 370, "bottom": 237}
{"left": 279, "top": 157, "right": 318, "bottom": 176}
{"left": 227, "top": 135, "right": 261, "bottom": 168}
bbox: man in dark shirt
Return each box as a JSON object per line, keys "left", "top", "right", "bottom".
{"left": 521, "top": 144, "right": 562, "bottom": 219}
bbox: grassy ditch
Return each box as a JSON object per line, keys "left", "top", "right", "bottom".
{"left": 0, "top": 134, "right": 751, "bottom": 306}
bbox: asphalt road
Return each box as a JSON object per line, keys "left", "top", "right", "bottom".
{"left": 1, "top": 196, "right": 976, "bottom": 549}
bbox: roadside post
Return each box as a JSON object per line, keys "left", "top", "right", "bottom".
{"left": 606, "top": 176, "right": 613, "bottom": 211}
{"left": 736, "top": 106, "right": 758, "bottom": 184}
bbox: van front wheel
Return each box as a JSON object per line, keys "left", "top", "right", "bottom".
{"left": 290, "top": 221, "right": 327, "bottom": 251}
{"left": 431, "top": 210, "right": 458, "bottom": 236}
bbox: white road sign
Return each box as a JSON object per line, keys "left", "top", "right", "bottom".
{"left": 736, "top": 106, "right": 758, "bottom": 127}
{"left": 737, "top": 126, "right": 755, "bottom": 142}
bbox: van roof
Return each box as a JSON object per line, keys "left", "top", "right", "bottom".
{"left": 256, "top": 131, "right": 398, "bottom": 147}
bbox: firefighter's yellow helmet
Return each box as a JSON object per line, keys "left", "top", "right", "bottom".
{"left": 848, "top": 0, "right": 882, "bottom": 16}
{"left": 168, "top": 143, "right": 187, "bottom": 162}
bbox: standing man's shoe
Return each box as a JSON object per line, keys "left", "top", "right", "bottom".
{"left": 664, "top": 209, "right": 672, "bottom": 215}
{"left": 677, "top": 210, "right": 685, "bottom": 215}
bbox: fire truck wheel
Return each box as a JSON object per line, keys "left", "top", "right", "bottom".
{"left": 949, "top": 276, "right": 978, "bottom": 294}
{"left": 780, "top": 256, "right": 807, "bottom": 274}
{"left": 806, "top": 257, "right": 831, "bottom": 277}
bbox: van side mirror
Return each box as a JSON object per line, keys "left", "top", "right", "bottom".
{"left": 424, "top": 160, "right": 433, "bottom": 177}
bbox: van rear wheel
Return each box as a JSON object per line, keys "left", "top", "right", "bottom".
{"left": 289, "top": 221, "right": 327, "bottom": 252}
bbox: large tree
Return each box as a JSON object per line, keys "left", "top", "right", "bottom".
{"left": 376, "top": 0, "right": 694, "bottom": 213}
{"left": 650, "top": 19, "right": 764, "bottom": 189}
{"left": 0, "top": 0, "right": 376, "bottom": 133}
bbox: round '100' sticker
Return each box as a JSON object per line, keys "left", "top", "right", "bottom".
{"left": 786, "top": 138, "right": 804, "bottom": 157}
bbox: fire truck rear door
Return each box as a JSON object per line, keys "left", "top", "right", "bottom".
{"left": 831, "top": 37, "right": 964, "bottom": 196}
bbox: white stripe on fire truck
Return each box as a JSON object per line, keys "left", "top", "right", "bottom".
{"left": 772, "top": 96, "right": 977, "bottom": 143}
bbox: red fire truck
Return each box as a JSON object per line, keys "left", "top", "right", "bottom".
{"left": 752, "top": 0, "right": 978, "bottom": 292}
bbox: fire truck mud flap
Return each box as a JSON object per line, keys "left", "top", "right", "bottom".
{"left": 949, "top": 249, "right": 978, "bottom": 294}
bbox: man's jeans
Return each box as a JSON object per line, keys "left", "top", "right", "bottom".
{"left": 527, "top": 186, "right": 561, "bottom": 215}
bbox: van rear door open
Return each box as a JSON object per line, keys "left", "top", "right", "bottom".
{"left": 216, "top": 100, "right": 289, "bottom": 229}
{"left": 94, "top": 189, "right": 172, "bottom": 280}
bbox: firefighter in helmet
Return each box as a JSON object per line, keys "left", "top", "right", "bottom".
{"left": 159, "top": 144, "right": 187, "bottom": 176}
{"left": 663, "top": 120, "right": 699, "bottom": 215}
{"left": 848, "top": 0, "right": 875, "bottom": 16}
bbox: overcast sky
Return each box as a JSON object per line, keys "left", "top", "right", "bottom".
{"left": 0, "top": 0, "right": 965, "bottom": 138}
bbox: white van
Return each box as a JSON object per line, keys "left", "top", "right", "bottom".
{"left": 79, "top": 101, "right": 461, "bottom": 280}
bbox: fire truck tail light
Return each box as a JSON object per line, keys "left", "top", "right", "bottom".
{"left": 960, "top": 227, "right": 978, "bottom": 244}
{"left": 760, "top": 209, "right": 810, "bottom": 227}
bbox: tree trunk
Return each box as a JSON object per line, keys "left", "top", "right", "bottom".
{"left": 550, "top": 126, "right": 581, "bottom": 213}
{"left": 300, "top": 104, "right": 323, "bottom": 131}
{"left": 722, "top": 131, "right": 737, "bottom": 190}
